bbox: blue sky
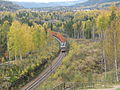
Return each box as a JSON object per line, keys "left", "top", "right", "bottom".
{"left": 9, "top": 0, "right": 77, "bottom": 3}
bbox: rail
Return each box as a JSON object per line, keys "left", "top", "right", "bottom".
{"left": 21, "top": 52, "right": 66, "bottom": 90}
{"left": 21, "top": 31, "right": 67, "bottom": 90}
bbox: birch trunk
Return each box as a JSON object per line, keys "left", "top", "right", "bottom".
{"left": 103, "top": 31, "right": 107, "bottom": 80}
{"left": 82, "top": 31, "right": 85, "bottom": 39}
{"left": 92, "top": 29, "right": 95, "bottom": 40}
{"left": 7, "top": 36, "right": 11, "bottom": 61}
{"left": 20, "top": 49, "right": 22, "bottom": 60}
{"left": 113, "top": 30, "right": 119, "bottom": 82}
{"left": 15, "top": 50, "right": 17, "bottom": 60}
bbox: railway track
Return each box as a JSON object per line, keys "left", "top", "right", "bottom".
{"left": 21, "top": 52, "right": 66, "bottom": 90}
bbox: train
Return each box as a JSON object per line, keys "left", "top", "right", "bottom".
{"left": 49, "top": 30, "right": 67, "bottom": 52}
{"left": 60, "top": 42, "right": 66, "bottom": 52}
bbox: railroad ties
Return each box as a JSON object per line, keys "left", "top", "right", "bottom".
{"left": 21, "top": 31, "right": 67, "bottom": 90}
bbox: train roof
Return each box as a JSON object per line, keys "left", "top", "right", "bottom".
{"left": 49, "top": 30, "right": 66, "bottom": 42}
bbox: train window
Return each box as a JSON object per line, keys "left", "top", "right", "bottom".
{"left": 61, "top": 42, "right": 66, "bottom": 48}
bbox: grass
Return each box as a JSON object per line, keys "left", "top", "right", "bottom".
{"left": 116, "top": 88, "right": 120, "bottom": 90}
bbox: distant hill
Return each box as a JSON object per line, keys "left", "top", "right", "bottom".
{"left": 0, "top": 0, "right": 23, "bottom": 11}
{"left": 1, "top": 0, "right": 119, "bottom": 12}
{"left": 31, "top": 0, "right": 120, "bottom": 12}
{"left": 76, "top": 0, "right": 120, "bottom": 6}
{"left": 75, "top": 0, "right": 120, "bottom": 9}
{"left": 13, "top": 0, "right": 87, "bottom": 8}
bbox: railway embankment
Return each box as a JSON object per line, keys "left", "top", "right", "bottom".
{"left": 0, "top": 38, "right": 59, "bottom": 90}
{"left": 36, "top": 39, "right": 104, "bottom": 90}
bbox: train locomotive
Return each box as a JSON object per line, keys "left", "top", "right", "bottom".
{"left": 49, "top": 30, "right": 66, "bottom": 52}
{"left": 60, "top": 42, "right": 66, "bottom": 52}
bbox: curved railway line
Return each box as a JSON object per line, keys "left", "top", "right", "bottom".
{"left": 21, "top": 31, "right": 67, "bottom": 90}
{"left": 21, "top": 52, "right": 66, "bottom": 90}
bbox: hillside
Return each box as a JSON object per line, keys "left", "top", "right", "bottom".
{"left": 13, "top": 0, "right": 87, "bottom": 8}
{"left": 1, "top": 0, "right": 119, "bottom": 12}
{"left": 0, "top": 0, "right": 23, "bottom": 11}
{"left": 36, "top": 39, "right": 103, "bottom": 89}
{"left": 75, "top": 0, "right": 120, "bottom": 9}
{"left": 76, "top": 0, "right": 120, "bottom": 6}
{"left": 30, "top": 0, "right": 120, "bottom": 12}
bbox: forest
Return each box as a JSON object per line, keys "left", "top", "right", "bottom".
{"left": 36, "top": 5, "right": 120, "bottom": 89}
{"left": 0, "top": 3, "right": 120, "bottom": 89}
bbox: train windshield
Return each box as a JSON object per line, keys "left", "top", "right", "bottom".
{"left": 61, "top": 42, "right": 66, "bottom": 47}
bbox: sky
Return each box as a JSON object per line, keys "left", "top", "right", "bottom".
{"left": 9, "top": 0, "right": 77, "bottom": 3}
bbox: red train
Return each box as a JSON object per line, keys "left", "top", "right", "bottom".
{"left": 49, "top": 30, "right": 66, "bottom": 52}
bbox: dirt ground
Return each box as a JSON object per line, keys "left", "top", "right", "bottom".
{"left": 87, "top": 85, "right": 120, "bottom": 90}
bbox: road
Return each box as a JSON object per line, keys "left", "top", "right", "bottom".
{"left": 87, "top": 85, "right": 120, "bottom": 90}
{"left": 21, "top": 52, "right": 66, "bottom": 90}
